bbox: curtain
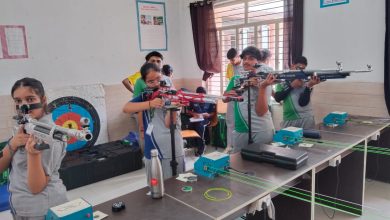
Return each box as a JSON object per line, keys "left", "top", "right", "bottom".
{"left": 283, "top": 0, "right": 304, "bottom": 68}
{"left": 190, "top": 0, "right": 221, "bottom": 81}
{"left": 385, "top": 1, "right": 390, "bottom": 115}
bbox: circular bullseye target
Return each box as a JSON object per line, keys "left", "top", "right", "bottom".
{"left": 48, "top": 96, "right": 100, "bottom": 151}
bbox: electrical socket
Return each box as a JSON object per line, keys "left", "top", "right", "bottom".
{"left": 329, "top": 155, "right": 341, "bottom": 167}
{"left": 370, "top": 132, "right": 380, "bottom": 141}
{"left": 258, "top": 194, "right": 271, "bottom": 210}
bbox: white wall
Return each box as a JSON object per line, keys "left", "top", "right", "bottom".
{"left": 303, "top": 0, "right": 385, "bottom": 82}
{"left": 177, "top": 0, "right": 204, "bottom": 79}
{"left": 0, "top": 0, "right": 202, "bottom": 96}
{"left": 1, "top": 0, "right": 384, "bottom": 96}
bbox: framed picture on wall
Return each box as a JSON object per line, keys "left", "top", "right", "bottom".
{"left": 320, "top": 0, "right": 349, "bottom": 8}
{"left": 136, "top": 0, "right": 168, "bottom": 51}
{"left": 0, "top": 25, "right": 28, "bottom": 59}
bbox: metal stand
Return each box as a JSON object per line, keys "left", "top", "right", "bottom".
{"left": 247, "top": 87, "right": 254, "bottom": 144}
{"left": 168, "top": 107, "right": 179, "bottom": 176}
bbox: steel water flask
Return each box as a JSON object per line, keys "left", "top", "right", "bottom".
{"left": 150, "top": 149, "right": 164, "bottom": 199}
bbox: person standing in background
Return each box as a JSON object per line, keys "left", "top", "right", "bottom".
{"left": 259, "top": 48, "right": 276, "bottom": 116}
{"left": 122, "top": 51, "right": 164, "bottom": 94}
{"left": 274, "top": 56, "right": 320, "bottom": 129}
{"left": 161, "top": 64, "right": 175, "bottom": 90}
{"left": 224, "top": 48, "right": 243, "bottom": 153}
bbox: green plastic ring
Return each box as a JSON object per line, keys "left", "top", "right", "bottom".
{"left": 181, "top": 186, "right": 193, "bottom": 192}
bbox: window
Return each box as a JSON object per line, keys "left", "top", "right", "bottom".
{"left": 208, "top": 0, "right": 286, "bottom": 95}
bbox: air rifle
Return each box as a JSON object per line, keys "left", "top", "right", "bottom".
{"left": 233, "top": 62, "right": 372, "bottom": 90}
{"left": 142, "top": 88, "right": 244, "bottom": 108}
{"left": 14, "top": 104, "right": 93, "bottom": 150}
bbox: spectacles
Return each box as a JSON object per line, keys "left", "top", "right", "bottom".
{"left": 146, "top": 76, "right": 162, "bottom": 85}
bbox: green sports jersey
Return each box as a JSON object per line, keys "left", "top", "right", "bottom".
{"left": 226, "top": 75, "right": 274, "bottom": 133}
{"left": 275, "top": 82, "right": 313, "bottom": 121}
{"left": 133, "top": 78, "right": 147, "bottom": 97}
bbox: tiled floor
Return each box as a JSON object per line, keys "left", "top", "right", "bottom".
{"left": 315, "top": 180, "right": 390, "bottom": 220}
{"left": 1, "top": 149, "right": 390, "bottom": 220}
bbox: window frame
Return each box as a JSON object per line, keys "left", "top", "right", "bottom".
{"left": 208, "top": 0, "right": 285, "bottom": 95}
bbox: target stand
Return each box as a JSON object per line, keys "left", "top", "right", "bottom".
{"left": 49, "top": 96, "right": 142, "bottom": 189}
{"left": 48, "top": 96, "right": 100, "bottom": 151}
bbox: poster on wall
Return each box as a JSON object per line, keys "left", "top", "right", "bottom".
{"left": 0, "top": 25, "right": 28, "bottom": 59}
{"left": 136, "top": 0, "right": 167, "bottom": 51}
{"left": 320, "top": 0, "right": 349, "bottom": 8}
